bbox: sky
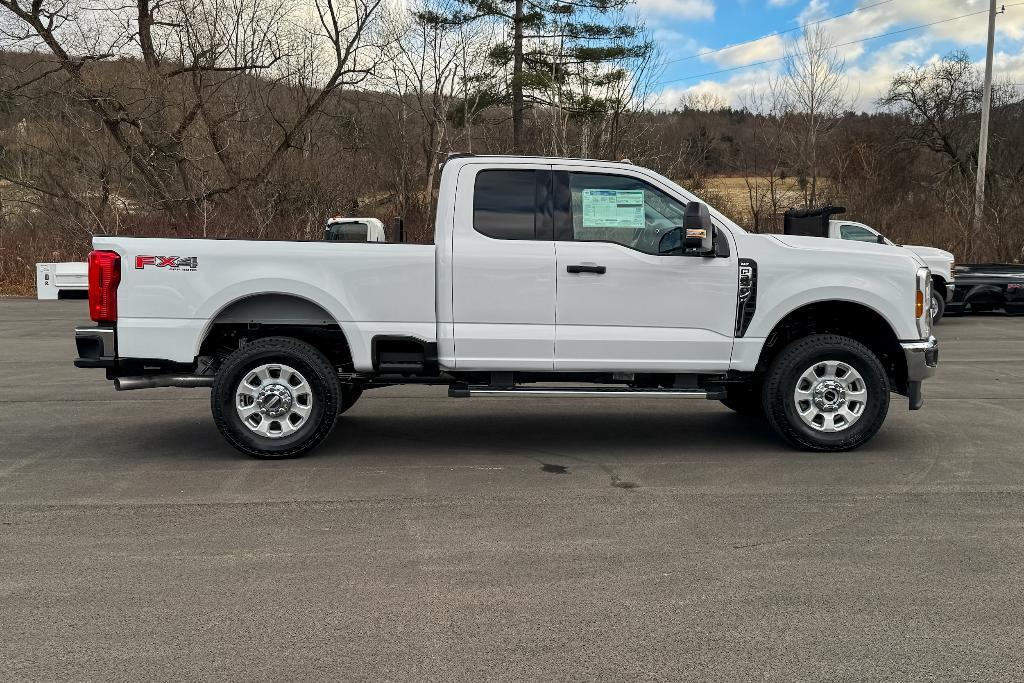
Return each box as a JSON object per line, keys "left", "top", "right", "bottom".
{"left": 640, "top": 0, "right": 1024, "bottom": 111}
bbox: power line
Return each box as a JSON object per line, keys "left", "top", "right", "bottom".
{"left": 658, "top": 7, "right": 996, "bottom": 87}
{"left": 664, "top": 0, "right": 895, "bottom": 67}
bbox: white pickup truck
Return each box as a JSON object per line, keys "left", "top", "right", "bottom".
{"left": 74, "top": 155, "right": 938, "bottom": 458}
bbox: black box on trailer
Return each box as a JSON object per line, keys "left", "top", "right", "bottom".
{"left": 783, "top": 206, "right": 846, "bottom": 238}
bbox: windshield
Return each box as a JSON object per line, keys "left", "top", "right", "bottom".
{"left": 325, "top": 223, "right": 368, "bottom": 242}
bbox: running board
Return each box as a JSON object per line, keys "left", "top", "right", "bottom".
{"left": 448, "top": 384, "right": 723, "bottom": 399}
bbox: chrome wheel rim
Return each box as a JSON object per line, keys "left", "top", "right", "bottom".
{"left": 793, "top": 360, "right": 868, "bottom": 433}
{"left": 930, "top": 294, "right": 940, "bottom": 319}
{"left": 235, "top": 363, "right": 313, "bottom": 438}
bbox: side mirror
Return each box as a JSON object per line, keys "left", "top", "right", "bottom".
{"left": 658, "top": 202, "right": 717, "bottom": 256}
{"left": 684, "top": 202, "right": 714, "bottom": 254}
{"left": 876, "top": 234, "right": 886, "bottom": 244}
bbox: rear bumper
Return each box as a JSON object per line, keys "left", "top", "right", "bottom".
{"left": 74, "top": 325, "right": 115, "bottom": 368}
{"left": 901, "top": 336, "right": 939, "bottom": 410}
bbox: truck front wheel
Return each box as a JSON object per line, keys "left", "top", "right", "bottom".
{"left": 930, "top": 290, "right": 946, "bottom": 323}
{"left": 211, "top": 337, "right": 340, "bottom": 459}
{"left": 762, "top": 334, "right": 890, "bottom": 451}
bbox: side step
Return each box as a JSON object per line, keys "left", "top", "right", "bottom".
{"left": 448, "top": 384, "right": 722, "bottom": 399}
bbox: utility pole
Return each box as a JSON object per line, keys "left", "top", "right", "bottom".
{"left": 973, "top": 0, "right": 999, "bottom": 234}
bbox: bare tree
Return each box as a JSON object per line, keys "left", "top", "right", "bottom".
{"left": 731, "top": 86, "right": 800, "bottom": 232}
{"left": 0, "top": 0, "right": 389, "bottom": 223}
{"left": 878, "top": 50, "right": 1017, "bottom": 181}
{"left": 774, "top": 25, "right": 849, "bottom": 207}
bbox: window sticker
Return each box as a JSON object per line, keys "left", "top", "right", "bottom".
{"left": 581, "top": 189, "right": 645, "bottom": 229}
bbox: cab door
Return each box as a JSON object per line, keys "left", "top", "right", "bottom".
{"left": 449, "top": 164, "right": 556, "bottom": 370}
{"left": 552, "top": 168, "right": 737, "bottom": 372}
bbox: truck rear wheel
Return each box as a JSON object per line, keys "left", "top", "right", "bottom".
{"left": 763, "top": 334, "right": 889, "bottom": 451}
{"left": 211, "top": 337, "right": 340, "bottom": 459}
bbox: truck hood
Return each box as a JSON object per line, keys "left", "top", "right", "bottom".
{"left": 904, "top": 244, "right": 954, "bottom": 263}
{"left": 768, "top": 234, "right": 928, "bottom": 267}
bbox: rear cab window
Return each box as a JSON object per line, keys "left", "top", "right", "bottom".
{"left": 473, "top": 170, "right": 546, "bottom": 240}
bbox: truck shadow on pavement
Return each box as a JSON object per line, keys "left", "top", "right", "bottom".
{"left": 324, "top": 406, "right": 903, "bottom": 466}
{"left": 127, "top": 403, "right": 903, "bottom": 465}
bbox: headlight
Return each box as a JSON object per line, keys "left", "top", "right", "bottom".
{"left": 916, "top": 267, "right": 931, "bottom": 338}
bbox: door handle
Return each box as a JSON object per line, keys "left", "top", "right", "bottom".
{"left": 567, "top": 264, "right": 607, "bottom": 274}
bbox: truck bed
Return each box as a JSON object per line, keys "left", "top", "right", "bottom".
{"left": 94, "top": 236, "right": 437, "bottom": 369}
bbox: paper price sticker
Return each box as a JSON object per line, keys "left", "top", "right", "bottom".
{"left": 581, "top": 189, "right": 645, "bottom": 229}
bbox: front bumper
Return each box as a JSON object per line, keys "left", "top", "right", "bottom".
{"left": 74, "top": 325, "right": 116, "bottom": 368}
{"left": 901, "top": 336, "right": 939, "bottom": 410}
{"left": 946, "top": 282, "right": 956, "bottom": 301}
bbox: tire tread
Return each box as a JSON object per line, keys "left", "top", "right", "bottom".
{"left": 211, "top": 336, "right": 340, "bottom": 459}
{"left": 762, "top": 334, "right": 889, "bottom": 452}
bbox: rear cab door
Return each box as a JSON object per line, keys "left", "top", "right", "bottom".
{"left": 445, "top": 162, "right": 556, "bottom": 370}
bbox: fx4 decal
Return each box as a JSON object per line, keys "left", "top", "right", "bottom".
{"left": 136, "top": 255, "right": 198, "bottom": 270}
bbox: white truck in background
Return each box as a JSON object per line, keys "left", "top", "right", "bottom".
{"left": 74, "top": 155, "right": 939, "bottom": 459}
{"left": 36, "top": 262, "right": 88, "bottom": 299}
{"left": 323, "top": 217, "right": 387, "bottom": 243}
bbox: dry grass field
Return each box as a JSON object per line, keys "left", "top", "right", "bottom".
{"left": 694, "top": 176, "right": 833, "bottom": 230}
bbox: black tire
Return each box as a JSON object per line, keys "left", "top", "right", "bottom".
{"left": 339, "top": 385, "right": 363, "bottom": 415}
{"left": 720, "top": 380, "right": 764, "bottom": 417}
{"left": 211, "top": 337, "right": 340, "bottom": 459}
{"left": 762, "top": 334, "right": 890, "bottom": 452}
{"left": 931, "top": 290, "right": 946, "bottom": 324}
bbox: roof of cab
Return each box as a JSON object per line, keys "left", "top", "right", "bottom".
{"left": 442, "top": 153, "right": 635, "bottom": 167}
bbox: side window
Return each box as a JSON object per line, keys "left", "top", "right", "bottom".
{"left": 567, "top": 172, "right": 688, "bottom": 254}
{"left": 473, "top": 170, "right": 539, "bottom": 240}
{"left": 840, "top": 224, "right": 879, "bottom": 243}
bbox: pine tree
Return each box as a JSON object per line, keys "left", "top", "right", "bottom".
{"left": 417, "top": 0, "right": 650, "bottom": 153}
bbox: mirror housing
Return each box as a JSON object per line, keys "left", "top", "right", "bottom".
{"left": 658, "top": 202, "right": 718, "bottom": 256}
{"left": 876, "top": 234, "right": 886, "bottom": 245}
{"left": 684, "top": 202, "right": 714, "bottom": 251}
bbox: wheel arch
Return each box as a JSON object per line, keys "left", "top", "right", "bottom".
{"left": 198, "top": 293, "right": 354, "bottom": 369}
{"left": 755, "top": 300, "right": 908, "bottom": 393}
{"left": 931, "top": 273, "right": 950, "bottom": 301}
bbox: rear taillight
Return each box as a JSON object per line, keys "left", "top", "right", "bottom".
{"left": 88, "top": 250, "right": 120, "bottom": 323}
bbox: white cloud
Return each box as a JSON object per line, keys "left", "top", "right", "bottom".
{"left": 635, "top": 0, "right": 715, "bottom": 20}
{"left": 700, "top": 34, "right": 786, "bottom": 67}
{"left": 650, "top": 65, "right": 782, "bottom": 110}
{"left": 991, "top": 50, "right": 1024, "bottom": 85}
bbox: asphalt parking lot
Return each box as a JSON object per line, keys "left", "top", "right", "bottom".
{"left": 2, "top": 298, "right": 1023, "bottom": 680}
